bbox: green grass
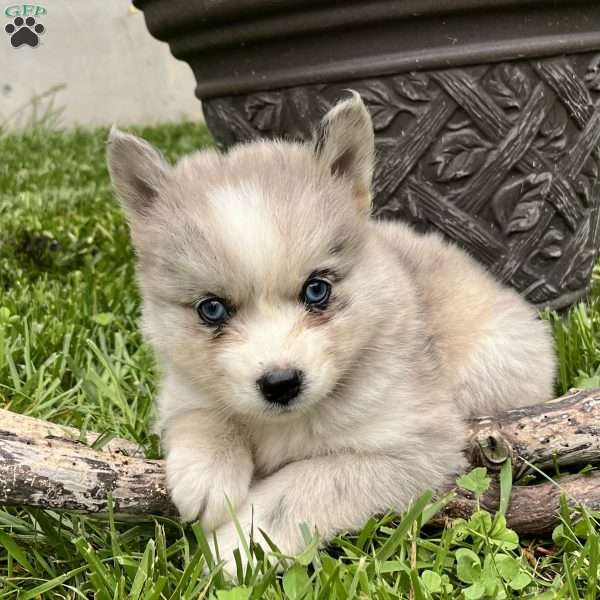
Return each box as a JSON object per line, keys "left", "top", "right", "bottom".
{"left": 1, "top": 123, "right": 600, "bottom": 598}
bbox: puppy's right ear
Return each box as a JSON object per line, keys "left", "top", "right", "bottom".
{"left": 106, "top": 127, "right": 170, "bottom": 216}
{"left": 313, "top": 91, "right": 374, "bottom": 211}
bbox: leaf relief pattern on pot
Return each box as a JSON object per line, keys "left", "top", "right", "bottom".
{"left": 585, "top": 54, "right": 600, "bottom": 93}
{"left": 492, "top": 173, "right": 553, "bottom": 236}
{"left": 485, "top": 64, "right": 533, "bottom": 116}
{"left": 202, "top": 51, "right": 600, "bottom": 309}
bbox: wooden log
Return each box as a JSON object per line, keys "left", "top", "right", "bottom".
{"left": 465, "top": 387, "right": 600, "bottom": 477}
{"left": 0, "top": 409, "right": 175, "bottom": 516}
{"left": 433, "top": 473, "right": 600, "bottom": 536}
{"left": 0, "top": 409, "right": 144, "bottom": 457}
{"left": 1, "top": 388, "right": 600, "bottom": 534}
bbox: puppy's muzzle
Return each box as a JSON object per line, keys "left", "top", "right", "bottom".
{"left": 257, "top": 368, "right": 304, "bottom": 406}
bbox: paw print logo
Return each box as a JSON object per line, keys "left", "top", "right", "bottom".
{"left": 5, "top": 16, "right": 45, "bottom": 48}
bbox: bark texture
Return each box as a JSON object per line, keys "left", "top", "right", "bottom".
{"left": 1, "top": 388, "right": 600, "bottom": 534}
{"left": 0, "top": 409, "right": 176, "bottom": 516}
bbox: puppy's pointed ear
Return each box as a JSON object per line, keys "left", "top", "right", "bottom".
{"left": 106, "top": 126, "right": 170, "bottom": 216}
{"left": 313, "top": 91, "right": 374, "bottom": 210}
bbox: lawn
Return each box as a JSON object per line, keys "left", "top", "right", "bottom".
{"left": 1, "top": 123, "right": 600, "bottom": 598}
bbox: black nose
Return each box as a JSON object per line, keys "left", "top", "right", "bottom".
{"left": 257, "top": 368, "right": 304, "bottom": 405}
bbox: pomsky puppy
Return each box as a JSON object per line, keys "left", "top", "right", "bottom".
{"left": 107, "top": 92, "right": 555, "bottom": 574}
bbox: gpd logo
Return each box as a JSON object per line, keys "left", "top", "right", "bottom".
{"left": 4, "top": 4, "right": 46, "bottom": 47}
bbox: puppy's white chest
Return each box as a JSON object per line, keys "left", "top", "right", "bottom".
{"left": 250, "top": 420, "right": 322, "bottom": 476}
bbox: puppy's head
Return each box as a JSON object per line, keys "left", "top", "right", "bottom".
{"left": 108, "top": 94, "right": 388, "bottom": 420}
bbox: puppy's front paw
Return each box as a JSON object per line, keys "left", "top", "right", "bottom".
{"left": 212, "top": 519, "right": 252, "bottom": 578}
{"left": 212, "top": 495, "right": 306, "bottom": 579}
{"left": 167, "top": 449, "right": 252, "bottom": 530}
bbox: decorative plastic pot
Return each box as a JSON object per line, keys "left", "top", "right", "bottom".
{"left": 133, "top": 0, "right": 600, "bottom": 310}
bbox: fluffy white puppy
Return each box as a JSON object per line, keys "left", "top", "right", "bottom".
{"left": 107, "top": 93, "right": 555, "bottom": 573}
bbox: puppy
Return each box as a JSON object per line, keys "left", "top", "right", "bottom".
{"left": 107, "top": 93, "right": 555, "bottom": 573}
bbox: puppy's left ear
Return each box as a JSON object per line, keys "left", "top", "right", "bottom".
{"left": 314, "top": 91, "right": 374, "bottom": 211}
{"left": 106, "top": 126, "right": 170, "bottom": 218}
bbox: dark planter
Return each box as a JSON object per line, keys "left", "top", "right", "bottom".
{"left": 133, "top": 0, "right": 600, "bottom": 310}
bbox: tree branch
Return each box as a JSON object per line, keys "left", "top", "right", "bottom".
{"left": 2, "top": 388, "right": 600, "bottom": 534}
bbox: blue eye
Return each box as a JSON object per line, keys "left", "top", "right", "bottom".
{"left": 302, "top": 278, "right": 331, "bottom": 307}
{"left": 197, "top": 298, "right": 229, "bottom": 325}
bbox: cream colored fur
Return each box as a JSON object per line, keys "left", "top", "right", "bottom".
{"left": 106, "top": 93, "right": 555, "bottom": 576}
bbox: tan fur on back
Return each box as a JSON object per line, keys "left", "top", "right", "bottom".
{"left": 106, "top": 94, "right": 555, "bottom": 576}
